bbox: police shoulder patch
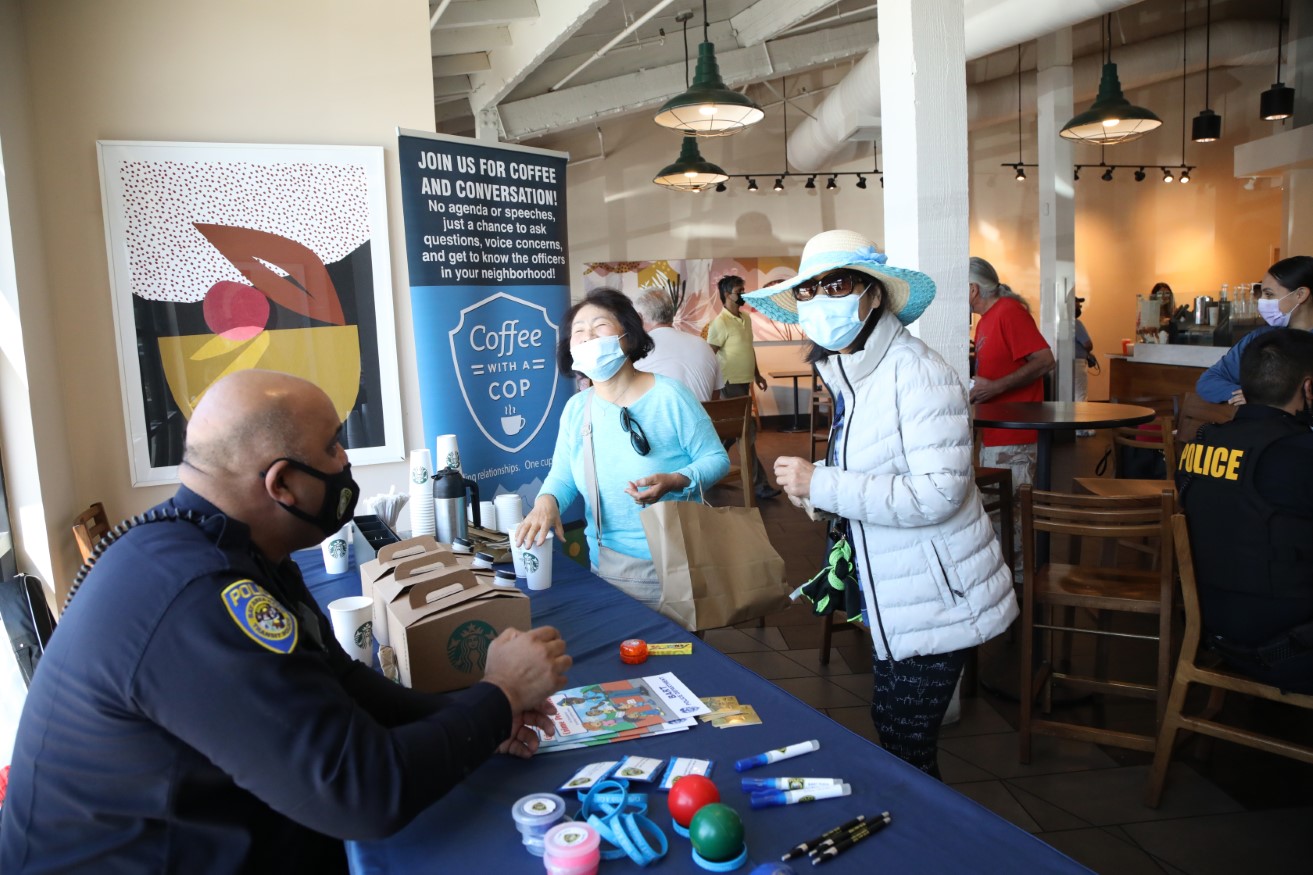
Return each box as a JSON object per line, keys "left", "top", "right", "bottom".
{"left": 220, "top": 579, "right": 298, "bottom": 654}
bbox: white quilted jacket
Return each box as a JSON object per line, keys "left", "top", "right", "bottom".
{"left": 811, "top": 313, "right": 1018, "bottom": 661}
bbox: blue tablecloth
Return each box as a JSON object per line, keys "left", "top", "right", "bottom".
{"left": 293, "top": 547, "right": 1089, "bottom": 874}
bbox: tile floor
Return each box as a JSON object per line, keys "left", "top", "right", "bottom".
{"left": 701, "top": 426, "right": 1313, "bottom": 875}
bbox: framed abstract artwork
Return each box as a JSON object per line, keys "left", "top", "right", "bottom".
{"left": 97, "top": 141, "right": 404, "bottom": 485}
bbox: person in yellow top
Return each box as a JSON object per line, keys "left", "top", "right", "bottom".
{"left": 707, "top": 275, "right": 780, "bottom": 499}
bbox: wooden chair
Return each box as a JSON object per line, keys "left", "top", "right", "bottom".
{"left": 701, "top": 396, "right": 755, "bottom": 508}
{"left": 72, "top": 502, "right": 110, "bottom": 564}
{"left": 1144, "top": 515, "right": 1313, "bottom": 806}
{"left": 809, "top": 367, "right": 833, "bottom": 461}
{"left": 974, "top": 467, "right": 1014, "bottom": 572}
{"left": 1074, "top": 414, "right": 1177, "bottom": 499}
{"left": 1018, "top": 486, "right": 1176, "bottom": 761}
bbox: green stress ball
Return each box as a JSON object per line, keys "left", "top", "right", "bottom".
{"left": 689, "top": 803, "right": 744, "bottom": 862}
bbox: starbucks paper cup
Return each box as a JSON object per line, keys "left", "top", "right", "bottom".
{"left": 320, "top": 523, "right": 353, "bottom": 575}
{"left": 328, "top": 595, "right": 374, "bottom": 663}
{"left": 434, "top": 434, "right": 461, "bottom": 473}
{"left": 522, "top": 531, "right": 553, "bottom": 591}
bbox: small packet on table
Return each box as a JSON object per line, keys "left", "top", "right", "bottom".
{"left": 558, "top": 761, "right": 619, "bottom": 793}
{"left": 613, "top": 756, "right": 664, "bottom": 782}
{"left": 698, "top": 695, "right": 743, "bottom": 722}
{"left": 713, "top": 705, "right": 762, "bottom": 728}
{"left": 658, "top": 757, "right": 714, "bottom": 791}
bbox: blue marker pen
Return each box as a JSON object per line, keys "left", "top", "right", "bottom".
{"left": 740, "top": 777, "right": 844, "bottom": 792}
{"left": 749, "top": 783, "right": 851, "bottom": 809}
{"left": 734, "top": 739, "right": 820, "bottom": 772}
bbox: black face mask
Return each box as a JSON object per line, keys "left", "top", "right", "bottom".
{"left": 267, "top": 458, "right": 359, "bottom": 537}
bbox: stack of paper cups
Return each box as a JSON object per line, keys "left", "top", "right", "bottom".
{"left": 496, "top": 493, "right": 529, "bottom": 578}
{"left": 434, "top": 434, "right": 461, "bottom": 474}
{"left": 409, "top": 448, "right": 435, "bottom": 536}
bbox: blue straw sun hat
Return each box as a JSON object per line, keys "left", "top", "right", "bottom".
{"left": 742, "top": 230, "right": 936, "bottom": 326}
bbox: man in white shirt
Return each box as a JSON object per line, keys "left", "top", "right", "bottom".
{"left": 633, "top": 289, "right": 722, "bottom": 402}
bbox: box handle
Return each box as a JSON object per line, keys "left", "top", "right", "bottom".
{"left": 407, "top": 570, "right": 480, "bottom": 608}
{"left": 378, "top": 535, "right": 443, "bottom": 562}
{"left": 394, "top": 551, "right": 458, "bottom": 581}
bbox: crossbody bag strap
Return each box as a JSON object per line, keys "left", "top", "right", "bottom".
{"left": 581, "top": 391, "right": 604, "bottom": 539}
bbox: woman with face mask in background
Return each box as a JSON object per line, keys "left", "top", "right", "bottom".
{"left": 517, "top": 288, "right": 729, "bottom": 607}
{"left": 747, "top": 231, "right": 1017, "bottom": 779}
{"left": 1197, "top": 255, "right": 1313, "bottom": 405}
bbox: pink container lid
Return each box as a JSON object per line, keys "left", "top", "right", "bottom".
{"left": 544, "top": 822, "right": 600, "bottom": 861}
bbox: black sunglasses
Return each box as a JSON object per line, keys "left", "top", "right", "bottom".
{"left": 619, "top": 406, "right": 650, "bottom": 456}
{"left": 792, "top": 271, "right": 868, "bottom": 302}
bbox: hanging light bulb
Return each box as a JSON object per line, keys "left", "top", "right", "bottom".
{"left": 1162, "top": 167, "right": 1175, "bottom": 183}
{"left": 773, "top": 177, "right": 784, "bottom": 192}
{"left": 714, "top": 181, "right": 727, "bottom": 192}
{"left": 1015, "top": 165, "right": 1026, "bottom": 182}
{"left": 1134, "top": 167, "right": 1146, "bottom": 182}
{"left": 856, "top": 175, "right": 868, "bottom": 189}
{"left": 826, "top": 176, "right": 838, "bottom": 191}
{"left": 1179, "top": 168, "right": 1191, "bottom": 184}
{"left": 1073, "top": 167, "right": 1081, "bottom": 182}
{"left": 805, "top": 175, "right": 817, "bottom": 190}
{"left": 747, "top": 178, "right": 758, "bottom": 191}
{"left": 1102, "top": 167, "right": 1114, "bottom": 181}
{"left": 653, "top": 0, "right": 763, "bottom": 136}
{"left": 652, "top": 136, "right": 729, "bottom": 192}
{"left": 1192, "top": 0, "right": 1223, "bottom": 141}
{"left": 1260, "top": 0, "right": 1295, "bottom": 120}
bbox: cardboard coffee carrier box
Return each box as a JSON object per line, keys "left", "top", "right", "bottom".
{"left": 359, "top": 536, "right": 451, "bottom": 648}
{"left": 385, "top": 561, "right": 530, "bottom": 693}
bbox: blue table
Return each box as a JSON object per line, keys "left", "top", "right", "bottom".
{"left": 294, "top": 549, "right": 1089, "bottom": 874}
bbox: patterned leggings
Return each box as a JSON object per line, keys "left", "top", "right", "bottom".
{"left": 870, "top": 649, "right": 969, "bottom": 779}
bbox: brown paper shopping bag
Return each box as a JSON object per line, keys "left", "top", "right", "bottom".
{"left": 641, "top": 501, "right": 789, "bottom": 632}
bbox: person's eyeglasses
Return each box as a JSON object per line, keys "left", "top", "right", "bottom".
{"left": 792, "top": 272, "right": 867, "bottom": 302}
{"left": 619, "top": 407, "right": 650, "bottom": 456}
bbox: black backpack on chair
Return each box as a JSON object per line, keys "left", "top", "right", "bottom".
{"left": 0, "top": 573, "right": 56, "bottom": 687}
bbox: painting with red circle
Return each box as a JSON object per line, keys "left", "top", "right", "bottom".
{"left": 203, "top": 281, "right": 271, "bottom": 341}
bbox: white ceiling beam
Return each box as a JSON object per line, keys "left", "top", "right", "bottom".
{"left": 499, "top": 21, "right": 873, "bottom": 140}
{"left": 730, "top": 0, "right": 839, "bottom": 47}
{"left": 438, "top": 0, "right": 540, "bottom": 29}
{"left": 433, "top": 74, "right": 472, "bottom": 99}
{"left": 468, "top": 0, "right": 612, "bottom": 114}
{"left": 435, "top": 99, "right": 475, "bottom": 123}
{"left": 432, "top": 52, "right": 491, "bottom": 77}
{"left": 432, "top": 25, "right": 511, "bottom": 55}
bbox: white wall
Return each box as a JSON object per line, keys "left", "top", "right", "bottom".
{"left": 4, "top": 0, "right": 436, "bottom": 603}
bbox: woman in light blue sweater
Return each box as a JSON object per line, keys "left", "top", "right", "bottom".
{"left": 517, "top": 288, "right": 729, "bottom": 607}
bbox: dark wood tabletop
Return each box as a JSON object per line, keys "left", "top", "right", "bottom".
{"left": 972, "top": 401, "right": 1156, "bottom": 430}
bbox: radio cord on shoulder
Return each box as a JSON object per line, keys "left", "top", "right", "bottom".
{"left": 64, "top": 508, "right": 210, "bottom": 612}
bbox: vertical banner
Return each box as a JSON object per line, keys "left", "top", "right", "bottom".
{"left": 397, "top": 130, "right": 571, "bottom": 512}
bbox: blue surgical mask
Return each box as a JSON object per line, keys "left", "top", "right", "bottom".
{"left": 571, "top": 334, "right": 627, "bottom": 381}
{"left": 1257, "top": 292, "right": 1302, "bottom": 327}
{"left": 798, "top": 293, "right": 868, "bottom": 351}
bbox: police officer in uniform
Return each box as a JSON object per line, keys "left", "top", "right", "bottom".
{"left": 0, "top": 370, "right": 572, "bottom": 874}
{"left": 1176, "top": 329, "right": 1313, "bottom": 694}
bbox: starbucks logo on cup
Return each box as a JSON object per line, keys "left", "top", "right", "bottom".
{"left": 329, "top": 539, "right": 347, "bottom": 559}
{"left": 354, "top": 622, "right": 372, "bottom": 649}
{"left": 522, "top": 551, "right": 540, "bottom": 574}
{"left": 445, "top": 450, "right": 461, "bottom": 470}
{"left": 411, "top": 466, "right": 429, "bottom": 484}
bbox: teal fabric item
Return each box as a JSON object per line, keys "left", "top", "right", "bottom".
{"left": 540, "top": 376, "right": 729, "bottom": 562}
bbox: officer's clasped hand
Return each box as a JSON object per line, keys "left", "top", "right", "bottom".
{"left": 483, "top": 626, "right": 572, "bottom": 756}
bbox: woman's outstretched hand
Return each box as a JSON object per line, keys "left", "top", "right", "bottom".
{"left": 774, "top": 456, "right": 815, "bottom": 501}
{"left": 516, "top": 495, "right": 564, "bottom": 546}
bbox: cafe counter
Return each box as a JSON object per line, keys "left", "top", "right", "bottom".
{"left": 1107, "top": 344, "right": 1226, "bottom": 401}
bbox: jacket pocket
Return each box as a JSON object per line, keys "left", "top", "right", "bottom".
{"left": 921, "top": 538, "right": 965, "bottom": 609}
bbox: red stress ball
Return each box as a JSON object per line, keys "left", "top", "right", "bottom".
{"left": 668, "top": 775, "right": 720, "bottom": 837}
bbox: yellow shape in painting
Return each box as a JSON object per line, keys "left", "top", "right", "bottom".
{"left": 157, "top": 326, "right": 362, "bottom": 419}
{"left": 637, "top": 260, "right": 680, "bottom": 290}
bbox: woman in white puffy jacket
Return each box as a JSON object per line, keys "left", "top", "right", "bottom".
{"left": 745, "top": 230, "right": 1018, "bottom": 778}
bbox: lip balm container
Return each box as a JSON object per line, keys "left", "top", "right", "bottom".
{"left": 472, "top": 551, "right": 495, "bottom": 570}
{"left": 451, "top": 537, "right": 474, "bottom": 555}
{"left": 543, "top": 822, "right": 601, "bottom": 875}
{"left": 512, "top": 793, "right": 567, "bottom": 856}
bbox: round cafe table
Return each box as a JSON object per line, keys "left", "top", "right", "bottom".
{"left": 971, "top": 401, "right": 1156, "bottom": 493}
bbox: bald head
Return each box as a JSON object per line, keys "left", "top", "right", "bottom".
{"left": 183, "top": 370, "right": 331, "bottom": 476}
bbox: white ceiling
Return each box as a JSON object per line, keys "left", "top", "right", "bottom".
{"left": 427, "top": 0, "right": 1281, "bottom": 143}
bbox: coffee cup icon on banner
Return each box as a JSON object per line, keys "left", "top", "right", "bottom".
{"left": 501, "top": 414, "right": 527, "bottom": 436}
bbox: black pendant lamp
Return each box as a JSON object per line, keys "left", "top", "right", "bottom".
{"left": 1261, "top": 0, "right": 1295, "bottom": 121}
{"left": 1014, "top": 45, "right": 1027, "bottom": 181}
{"left": 653, "top": 136, "right": 729, "bottom": 192}
{"left": 1192, "top": 0, "right": 1222, "bottom": 142}
{"left": 1060, "top": 15, "right": 1162, "bottom": 145}
{"left": 653, "top": 0, "right": 763, "bottom": 136}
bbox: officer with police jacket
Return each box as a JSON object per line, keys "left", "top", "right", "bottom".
{"left": 1, "top": 370, "right": 572, "bottom": 874}
{"left": 1176, "top": 328, "right": 1313, "bottom": 694}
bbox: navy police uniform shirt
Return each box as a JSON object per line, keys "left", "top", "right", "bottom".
{"left": 0, "top": 488, "right": 512, "bottom": 874}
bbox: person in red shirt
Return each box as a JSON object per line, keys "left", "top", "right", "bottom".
{"left": 968, "top": 256, "right": 1054, "bottom": 568}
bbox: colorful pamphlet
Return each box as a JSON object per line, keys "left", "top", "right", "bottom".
{"left": 535, "top": 673, "right": 710, "bottom": 752}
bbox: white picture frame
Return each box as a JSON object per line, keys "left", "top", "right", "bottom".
{"left": 97, "top": 140, "right": 404, "bottom": 485}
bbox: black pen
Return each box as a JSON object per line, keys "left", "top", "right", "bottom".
{"left": 781, "top": 815, "right": 868, "bottom": 861}
{"left": 810, "top": 812, "right": 891, "bottom": 865}
{"left": 808, "top": 814, "right": 883, "bottom": 855}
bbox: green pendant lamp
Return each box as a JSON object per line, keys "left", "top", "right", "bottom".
{"left": 1060, "top": 15, "right": 1161, "bottom": 145}
{"left": 653, "top": 136, "right": 729, "bottom": 192}
{"left": 653, "top": 0, "right": 763, "bottom": 136}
